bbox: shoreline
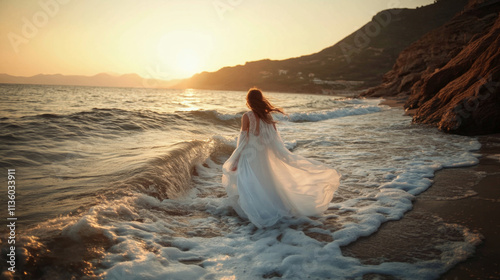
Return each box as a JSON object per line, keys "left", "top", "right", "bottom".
{"left": 379, "top": 96, "right": 417, "bottom": 116}
{"left": 426, "top": 134, "right": 500, "bottom": 279}
{"left": 342, "top": 97, "right": 500, "bottom": 279}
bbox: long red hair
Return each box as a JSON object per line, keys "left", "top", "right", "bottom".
{"left": 246, "top": 88, "right": 285, "bottom": 124}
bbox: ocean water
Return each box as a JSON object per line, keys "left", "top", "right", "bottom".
{"left": 0, "top": 84, "right": 482, "bottom": 279}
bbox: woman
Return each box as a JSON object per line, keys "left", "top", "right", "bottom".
{"left": 222, "top": 88, "right": 341, "bottom": 228}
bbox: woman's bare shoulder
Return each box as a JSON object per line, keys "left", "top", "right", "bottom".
{"left": 241, "top": 112, "right": 250, "bottom": 121}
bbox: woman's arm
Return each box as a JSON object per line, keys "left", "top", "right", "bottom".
{"left": 231, "top": 113, "right": 250, "bottom": 171}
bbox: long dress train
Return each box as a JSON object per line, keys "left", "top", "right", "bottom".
{"left": 222, "top": 111, "right": 341, "bottom": 228}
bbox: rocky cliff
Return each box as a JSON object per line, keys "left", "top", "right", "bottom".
{"left": 363, "top": 0, "right": 500, "bottom": 135}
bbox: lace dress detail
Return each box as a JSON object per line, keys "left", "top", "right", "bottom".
{"left": 222, "top": 111, "right": 341, "bottom": 228}
{"left": 247, "top": 111, "right": 260, "bottom": 136}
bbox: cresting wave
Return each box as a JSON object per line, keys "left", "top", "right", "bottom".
{"left": 184, "top": 103, "right": 384, "bottom": 123}
{"left": 281, "top": 105, "right": 383, "bottom": 122}
{"left": 119, "top": 137, "right": 236, "bottom": 200}
{"left": 105, "top": 133, "right": 297, "bottom": 201}
{"left": 0, "top": 117, "right": 299, "bottom": 279}
{"left": 6, "top": 136, "right": 237, "bottom": 279}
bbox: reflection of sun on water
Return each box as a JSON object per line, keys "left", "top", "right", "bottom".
{"left": 177, "top": 89, "right": 201, "bottom": 111}
{"left": 183, "top": 88, "right": 195, "bottom": 96}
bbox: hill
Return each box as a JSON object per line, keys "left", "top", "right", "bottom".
{"left": 176, "top": 0, "right": 468, "bottom": 93}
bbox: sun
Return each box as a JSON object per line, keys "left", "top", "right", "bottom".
{"left": 176, "top": 48, "right": 200, "bottom": 77}
{"left": 157, "top": 30, "right": 212, "bottom": 79}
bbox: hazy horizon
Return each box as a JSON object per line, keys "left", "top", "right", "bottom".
{"left": 1, "top": 0, "right": 434, "bottom": 80}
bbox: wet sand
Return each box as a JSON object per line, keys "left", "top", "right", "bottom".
{"left": 436, "top": 134, "right": 500, "bottom": 279}
{"left": 343, "top": 97, "right": 500, "bottom": 279}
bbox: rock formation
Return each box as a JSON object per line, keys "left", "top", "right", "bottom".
{"left": 363, "top": 0, "right": 500, "bottom": 135}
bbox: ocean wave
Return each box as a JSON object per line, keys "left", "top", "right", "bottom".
{"left": 179, "top": 109, "right": 242, "bottom": 122}
{"left": 281, "top": 105, "right": 382, "bottom": 122}
{"left": 1, "top": 136, "right": 236, "bottom": 279}
{"left": 181, "top": 105, "right": 383, "bottom": 124}
{"left": 2, "top": 104, "right": 383, "bottom": 145}
{"left": 114, "top": 136, "right": 235, "bottom": 200}
{"left": 23, "top": 108, "right": 241, "bottom": 129}
{"left": 0, "top": 108, "right": 241, "bottom": 144}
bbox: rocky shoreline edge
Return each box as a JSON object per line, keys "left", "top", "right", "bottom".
{"left": 341, "top": 98, "right": 500, "bottom": 279}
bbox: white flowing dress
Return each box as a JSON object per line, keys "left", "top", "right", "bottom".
{"left": 222, "top": 111, "right": 341, "bottom": 228}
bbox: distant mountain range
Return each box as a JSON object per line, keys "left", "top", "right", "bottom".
{"left": 0, "top": 73, "right": 180, "bottom": 88}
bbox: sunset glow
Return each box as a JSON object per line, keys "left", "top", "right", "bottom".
{"left": 157, "top": 29, "right": 212, "bottom": 78}
{"left": 0, "top": 0, "right": 434, "bottom": 79}
{"left": 176, "top": 48, "right": 201, "bottom": 77}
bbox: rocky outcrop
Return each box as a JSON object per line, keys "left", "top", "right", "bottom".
{"left": 414, "top": 15, "right": 500, "bottom": 135}
{"left": 363, "top": 0, "right": 500, "bottom": 135}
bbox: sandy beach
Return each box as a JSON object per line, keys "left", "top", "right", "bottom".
{"left": 344, "top": 98, "right": 500, "bottom": 279}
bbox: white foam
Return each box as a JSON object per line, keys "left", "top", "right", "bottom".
{"left": 280, "top": 105, "right": 382, "bottom": 122}
{"left": 93, "top": 193, "right": 483, "bottom": 279}
{"left": 214, "top": 111, "right": 241, "bottom": 121}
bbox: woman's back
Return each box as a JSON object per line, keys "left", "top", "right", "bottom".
{"left": 244, "top": 111, "right": 285, "bottom": 159}
{"left": 244, "top": 111, "right": 278, "bottom": 136}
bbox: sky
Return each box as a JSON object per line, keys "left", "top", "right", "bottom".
{"left": 0, "top": 0, "right": 434, "bottom": 80}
